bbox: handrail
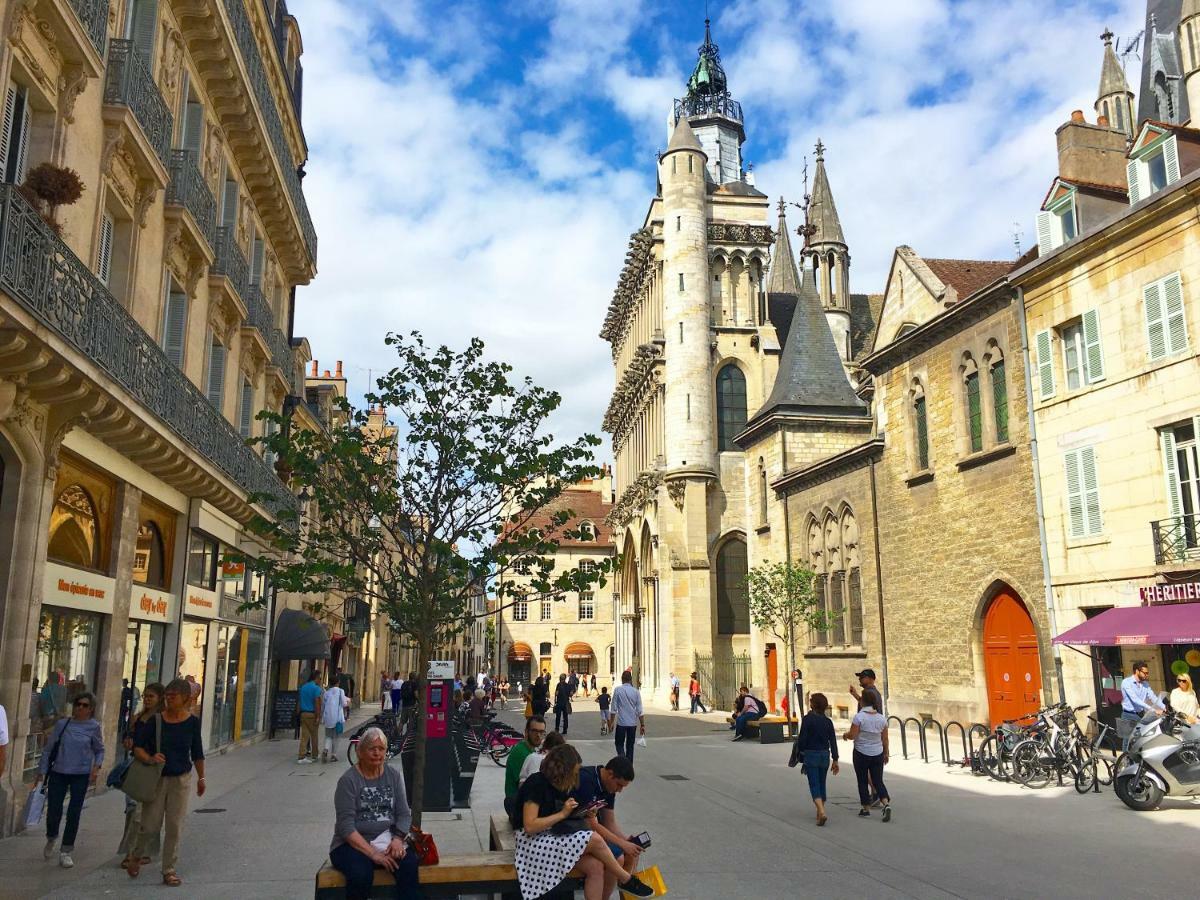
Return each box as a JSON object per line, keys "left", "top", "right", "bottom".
{"left": 103, "top": 40, "right": 173, "bottom": 167}
{"left": 1151, "top": 512, "right": 1200, "bottom": 564}
{"left": 166, "top": 150, "right": 217, "bottom": 252}
{"left": 68, "top": 0, "right": 110, "bottom": 56}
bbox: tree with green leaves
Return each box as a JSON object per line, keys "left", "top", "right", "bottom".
{"left": 244, "top": 332, "right": 613, "bottom": 821}
{"left": 746, "top": 561, "right": 835, "bottom": 735}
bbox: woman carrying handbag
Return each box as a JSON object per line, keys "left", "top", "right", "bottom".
{"left": 118, "top": 683, "right": 164, "bottom": 869}
{"left": 127, "top": 678, "right": 206, "bottom": 887}
{"left": 36, "top": 692, "right": 105, "bottom": 868}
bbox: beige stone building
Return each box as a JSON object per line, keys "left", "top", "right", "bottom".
{"left": 0, "top": 0, "right": 322, "bottom": 832}
{"left": 497, "top": 473, "right": 617, "bottom": 689}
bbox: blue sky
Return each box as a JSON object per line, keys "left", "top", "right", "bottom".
{"left": 288, "top": 0, "right": 1141, "bottom": 455}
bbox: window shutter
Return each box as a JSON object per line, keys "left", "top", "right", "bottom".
{"left": 183, "top": 101, "right": 204, "bottom": 154}
{"left": 1036, "top": 211, "right": 1053, "bottom": 255}
{"left": 14, "top": 96, "right": 30, "bottom": 184}
{"left": 1065, "top": 449, "right": 1085, "bottom": 538}
{"left": 163, "top": 290, "right": 187, "bottom": 367}
{"left": 206, "top": 336, "right": 226, "bottom": 408}
{"left": 222, "top": 179, "right": 238, "bottom": 227}
{"left": 97, "top": 213, "right": 114, "bottom": 285}
{"left": 1164, "top": 135, "right": 1181, "bottom": 184}
{"left": 251, "top": 237, "right": 264, "bottom": 285}
{"left": 1161, "top": 428, "right": 1183, "bottom": 519}
{"left": 1035, "top": 329, "right": 1055, "bottom": 399}
{"left": 1081, "top": 308, "right": 1105, "bottom": 382}
{"left": 263, "top": 417, "right": 278, "bottom": 467}
{"left": 239, "top": 378, "right": 253, "bottom": 437}
{"left": 1162, "top": 272, "right": 1188, "bottom": 354}
{"left": 1080, "top": 446, "right": 1102, "bottom": 535}
{"left": 1126, "top": 159, "right": 1141, "bottom": 205}
{"left": 130, "top": 0, "right": 159, "bottom": 63}
{"left": 1144, "top": 279, "right": 1167, "bottom": 360}
{"left": 0, "top": 86, "right": 16, "bottom": 182}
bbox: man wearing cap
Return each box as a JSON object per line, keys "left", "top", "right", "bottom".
{"left": 850, "top": 669, "right": 883, "bottom": 714}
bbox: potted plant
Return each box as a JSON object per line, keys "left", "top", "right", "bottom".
{"left": 19, "top": 163, "right": 84, "bottom": 235}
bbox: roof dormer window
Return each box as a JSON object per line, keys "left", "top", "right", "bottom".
{"left": 1127, "top": 128, "right": 1180, "bottom": 204}
{"left": 1036, "top": 187, "right": 1078, "bottom": 255}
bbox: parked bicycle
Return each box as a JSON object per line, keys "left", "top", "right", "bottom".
{"left": 1009, "top": 704, "right": 1115, "bottom": 790}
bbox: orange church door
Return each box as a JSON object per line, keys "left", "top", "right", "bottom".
{"left": 982, "top": 591, "right": 1042, "bottom": 726}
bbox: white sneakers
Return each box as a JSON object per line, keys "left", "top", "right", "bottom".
{"left": 59, "top": 852, "right": 74, "bottom": 868}
{"left": 296, "top": 757, "right": 313, "bottom": 765}
{"left": 43, "top": 839, "right": 56, "bottom": 860}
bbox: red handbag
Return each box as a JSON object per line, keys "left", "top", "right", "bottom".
{"left": 407, "top": 828, "right": 439, "bottom": 866}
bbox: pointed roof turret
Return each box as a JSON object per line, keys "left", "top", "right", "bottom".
{"left": 768, "top": 198, "right": 802, "bottom": 295}
{"left": 1098, "top": 28, "right": 1130, "bottom": 99}
{"left": 686, "top": 19, "right": 729, "bottom": 101}
{"left": 666, "top": 115, "right": 704, "bottom": 154}
{"left": 806, "top": 140, "right": 846, "bottom": 247}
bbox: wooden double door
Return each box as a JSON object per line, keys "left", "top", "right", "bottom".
{"left": 983, "top": 591, "right": 1042, "bottom": 725}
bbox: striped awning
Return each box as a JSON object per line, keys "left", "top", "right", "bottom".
{"left": 564, "top": 641, "right": 594, "bottom": 660}
{"left": 508, "top": 641, "right": 533, "bottom": 661}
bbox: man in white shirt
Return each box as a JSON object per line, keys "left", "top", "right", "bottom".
{"left": 608, "top": 671, "right": 645, "bottom": 761}
{"left": 0, "top": 702, "right": 9, "bottom": 776}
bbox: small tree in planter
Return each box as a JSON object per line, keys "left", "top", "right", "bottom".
{"left": 20, "top": 163, "right": 84, "bottom": 236}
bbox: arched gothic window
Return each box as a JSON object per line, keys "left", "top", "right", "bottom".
{"left": 987, "top": 345, "right": 1009, "bottom": 444}
{"left": 910, "top": 380, "right": 930, "bottom": 471}
{"left": 716, "top": 537, "right": 749, "bottom": 635}
{"left": 716, "top": 365, "right": 747, "bottom": 451}
{"left": 962, "top": 354, "right": 982, "bottom": 453}
{"left": 841, "top": 509, "right": 864, "bottom": 646}
{"left": 824, "top": 514, "right": 845, "bottom": 645}
{"left": 48, "top": 484, "right": 101, "bottom": 570}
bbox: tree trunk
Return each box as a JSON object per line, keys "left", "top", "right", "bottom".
{"left": 409, "top": 637, "right": 431, "bottom": 828}
{"left": 787, "top": 617, "right": 799, "bottom": 739}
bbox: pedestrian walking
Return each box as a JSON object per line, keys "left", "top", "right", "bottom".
{"left": 568, "top": 671, "right": 579, "bottom": 698}
{"left": 390, "top": 671, "right": 404, "bottom": 715}
{"left": 400, "top": 672, "right": 419, "bottom": 731}
{"left": 553, "top": 674, "right": 573, "bottom": 735}
{"left": 597, "top": 687, "right": 611, "bottom": 734}
{"left": 850, "top": 668, "right": 883, "bottom": 713}
{"left": 792, "top": 692, "right": 838, "bottom": 826}
{"left": 37, "top": 692, "right": 104, "bottom": 868}
{"left": 688, "top": 673, "right": 707, "bottom": 714}
{"left": 531, "top": 673, "right": 551, "bottom": 718}
{"left": 126, "top": 679, "right": 207, "bottom": 886}
{"left": 381, "top": 671, "right": 393, "bottom": 712}
{"left": 499, "top": 679, "right": 509, "bottom": 709}
{"left": 322, "top": 674, "right": 349, "bottom": 763}
{"left": 669, "top": 672, "right": 681, "bottom": 711}
{"left": 609, "top": 671, "right": 645, "bottom": 761}
{"left": 329, "top": 727, "right": 421, "bottom": 899}
{"left": 297, "top": 669, "right": 324, "bottom": 763}
{"left": 590, "top": 673, "right": 596, "bottom": 695}
{"left": 844, "top": 700, "right": 891, "bottom": 821}
{"left": 119, "top": 683, "right": 164, "bottom": 869}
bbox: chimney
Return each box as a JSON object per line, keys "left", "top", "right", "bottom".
{"left": 310, "top": 360, "right": 318, "bottom": 376}
{"left": 323, "top": 369, "right": 331, "bottom": 378}
{"left": 1056, "top": 114, "right": 1128, "bottom": 189}
{"left": 335, "top": 360, "right": 343, "bottom": 378}
{"left": 1097, "top": 114, "right": 1110, "bottom": 127}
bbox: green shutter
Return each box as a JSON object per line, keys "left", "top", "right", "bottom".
{"left": 966, "top": 371, "right": 982, "bottom": 452}
{"left": 206, "top": 336, "right": 226, "bottom": 408}
{"left": 1127, "top": 159, "right": 1141, "bottom": 205}
{"left": 991, "top": 359, "right": 1009, "bottom": 443}
{"left": 1162, "top": 272, "right": 1188, "bottom": 355}
{"left": 239, "top": 379, "right": 253, "bottom": 438}
{"left": 1081, "top": 308, "right": 1105, "bottom": 382}
{"left": 1080, "top": 446, "right": 1102, "bottom": 536}
{"left": 1036, "top": 211, "right": 1053, "bottom": 255}
{"left": 1162, "top": 428, "right": 1183, "bottom": 519}
{"left": 915, "top": 396, "right": 929, "bottom": 470}
{"left": 130, "top": 0, "right": 159, "bottom": 63}
{"left": 1145, "top": 279, "right": 1167, "bottom": 360}
{"left": 162, "top": 289, "right": 187, "bottom": 367}
{"left": 1164, "top": 135, "right": 1181, "bottom": 184}
{"left": 1065, "top": 449, "right": 1085, "bottom": 538}
{"left": 1035, "top": 329, "right": 1055, "bottom": 399}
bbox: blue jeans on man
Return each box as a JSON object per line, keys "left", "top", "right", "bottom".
{"left": 734, "top": 708, "right": 765, "bottom": 737}
{"left": 614, "top": 724, "right": 638, "bottom": 760}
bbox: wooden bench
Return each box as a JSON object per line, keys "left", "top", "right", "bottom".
{"left": 726, "top": 714, "right": 797, "bottom": 744}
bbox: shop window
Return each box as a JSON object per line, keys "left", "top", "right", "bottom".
{"left": 716, "top": 536, "right": 749, "bottom": 634}
{"left": 47, "top": 484, "right": 102, "bottom": 570}
{"left": 187, "top": 531, "right": 218, "bottom": 589}
{"left": 133, "top": 521, "right": 166, "bottom": 587}
{"left": 27, "top": 608, "right": 102, "bottom": 777}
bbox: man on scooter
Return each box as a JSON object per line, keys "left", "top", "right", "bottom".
{"left": 1120, "top": 661, "right": 1165, "bottom": 750}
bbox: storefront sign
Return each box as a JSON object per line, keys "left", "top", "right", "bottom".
{"left": 428, "top": 659, "right": 454, "bottom": 679}
{"left": 185, "top": 585, "right": 219, "bottom": 620}
{"left": 43, "top": 561, "right": 116, "bottom": 615}
{"left": 221, "top": 559, "right": 246, "bottom": 581}
{"left": 1139, "top": 581, "right": 1200, "bottom": 605}
{"left": 1114, "top": 634, "right": 1150, "bottom": 645}
{"left": 130, "top": 585, "right": 177, "bottom": 624}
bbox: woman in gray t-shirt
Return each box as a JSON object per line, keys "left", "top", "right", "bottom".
{"left": 329, "top": 728, "right": 421, "bottom": 899}
{"left": 844, "top": 706, "right": 892, "bottom": 821}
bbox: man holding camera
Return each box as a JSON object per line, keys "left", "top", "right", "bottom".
{"left": 571, "top": 756, "right": 645, "bottom": 899}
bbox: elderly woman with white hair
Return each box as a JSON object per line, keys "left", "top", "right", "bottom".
{"left": 330, "top": 727, "right": 422, "bottom": 899}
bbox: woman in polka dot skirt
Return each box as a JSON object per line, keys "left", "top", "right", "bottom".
{"left": 510, "top": 744, "right": 655, "bottom": 899}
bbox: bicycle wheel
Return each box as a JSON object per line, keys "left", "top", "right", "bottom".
{"left": 347, "top": 738, "right": 360, "bottom": 767}
{"left": 977, "top": 735, "right": 1007, "bottom": 781}
{"left": 1095, "top": 756, "right": 1114, "bottom": 786}
{"left": 1011, "top": 739, "right": 1052, "bottom": 789}
{"left": 1074, "top": 760, "right": 1097, "bottom": 794}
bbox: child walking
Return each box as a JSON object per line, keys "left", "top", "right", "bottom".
{"left": 596, "top": 687, "right": 611, "bottom": 735}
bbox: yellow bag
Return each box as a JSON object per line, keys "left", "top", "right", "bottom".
{"left": 621, "top": 865, "right": 667, "bottom": 898}
{"left": 524, "top": 699, "right": 533, "bottom": 718}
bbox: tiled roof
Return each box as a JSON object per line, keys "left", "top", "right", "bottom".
{"left": 850, "top": 292, "right": 884, "bottom": 361}
{"left": 513, "top": 487, "right": 614, "bottom": 549}
{"left": 923, "top": 258, "right": 1013, "bottom": 301}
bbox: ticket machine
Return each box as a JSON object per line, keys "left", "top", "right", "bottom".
{"left": 421, "top": 661, "right": 454, "bottom": 812}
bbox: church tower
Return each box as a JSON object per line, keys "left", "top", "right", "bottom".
{"left": 1096, "top": 29, "right": 1135, "bottom": 136}
{"left": 675, "top": 19, "right": 745, "bottom": 185}
{"left": 803, "top": 141, "right": 852, "bottom": 362}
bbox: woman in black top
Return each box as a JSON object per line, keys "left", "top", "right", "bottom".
{"left": 127, "top": 678, "right": 206, "bottom": 886}
{"left": 794, "top": 692, "right": 839, "bottom": 826}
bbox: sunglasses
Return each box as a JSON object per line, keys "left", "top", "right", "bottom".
{"left": 74, "top": 702, "right": 91, "bottom": 708}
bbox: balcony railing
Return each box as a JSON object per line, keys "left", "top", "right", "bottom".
{"left": 166, "top": 150, "right": 217, "bottom": 252}
{"left": 212, "top": 226, "right": 248, "bottom": 299}
{"left": 225, "top": 0, "right": 317, "bottom": 262}
{"left": 674, "top": 93, "right": 743, "bottom": 124}
{"left": 103, "top": 40, "right": 173, "bottom": 168}
{"left": 244, "top": 283, "right": 295, "bottom": 389}
{"left": 1152, "top": 513, "right": 1200, "bottom": 565}
{"left": 0, "top": 185, "right": 295, "bottom": 516}
{"left": 68, "top": 0, "right": 109, "bottom": 56}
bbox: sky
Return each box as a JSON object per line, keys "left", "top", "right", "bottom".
{"left": 288, "top": 0, "right": 1141, "bottom": 460}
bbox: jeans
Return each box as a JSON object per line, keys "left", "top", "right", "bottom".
{"left": 615, "top": 724, "right": 637, "bottom": 760}
{"left": 690, "top": 695, "right": 707, "bottom": 714}
{"left": 853, "top": 750, "right": 889, "bottom": 806}
{"left": 45, "top": 772, "right": 89, "bottom": 849}
{"left": 555, "top": 708, "right": 570, "bottom": 733}
{"left": 734, "top": 709, "right": 764, "bottom": 736}
{"left": 391, "top": 689, "right": 403, "bottom": 711}
{"left": 1118, "top": 711, "right": 1142, "bottom": 751}
{"left": 329, "top": 840, "right": 422, "bottom": 900}
{"left": 802, "top": 750, "right": 830, "bottom": 801}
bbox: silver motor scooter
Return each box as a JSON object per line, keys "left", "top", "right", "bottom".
{"left": 1114, "top": 705, "right": 1200, "bottom": 810}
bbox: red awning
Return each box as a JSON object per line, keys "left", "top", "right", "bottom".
{"left": 1053, "top": 603, "right": 1200, "bottom": 647}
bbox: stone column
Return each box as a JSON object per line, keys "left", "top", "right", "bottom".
{"left": 96, "top": 482, "right": 142, "bottom": 756}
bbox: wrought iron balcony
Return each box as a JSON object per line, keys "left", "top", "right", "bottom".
{"left": 244, "top": 283, "right": 295, "bottom": 388}
{"left": 166, "top": 150, "right": 217, "bottom": 252}
{"left": 674, "top": 93, "right": 743, "bottom": 124}
{"left": 225, "top": 0, "right": 317, "bottom": 263}
{"left": 1152, "top": 513, "right": 1200, "bottom": 565}
{"left": 68, "top": 0, "right": 109, "bottom": 56}
{"left": 212, "top": 226, "right": 248, "bottom": 299}
{"left": 0, "top": 185, "right": 295, "bottom": 516}
{"left": 103, "top": 40, "right": 173, "bottom": 168}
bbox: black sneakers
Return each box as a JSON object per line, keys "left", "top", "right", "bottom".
{"left": 622, "top": 874, "right": 656, "bottom": 897}
{"left": 858, "top": 808, "right": 870, "bottom": 817}
{"left": 882, "top": 805, "right": 892, "bottom": 822}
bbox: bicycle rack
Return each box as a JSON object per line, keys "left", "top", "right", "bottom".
{"left": 887, "top": 716, "right": 908, "bottom": 758}
{"left": 920, "top": 718, "right": 948, "bottom": 764}
{"left": 966, "top": 723, "right": 990, "bottom": 774}
{"left": 944, "top": 720, "right": 969, "bottom": 766}
{"left": 900, "top": 717, "right": 926, "bottom": 762}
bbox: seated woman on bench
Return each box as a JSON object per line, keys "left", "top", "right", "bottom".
{"left": 512, "top": 744, "right": 654, "bottom": 900}
{"left": 330, "top": 727, "right": 422, "bottom": 899}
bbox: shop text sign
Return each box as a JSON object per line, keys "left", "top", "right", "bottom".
{"left": 185, "top": 585, "right": 219, "bottom": 620}
{"left": 43, "top": 562, "right": 116, "bottom": 615}
{"left": 427, "top": 660, "right": 454, "bottom": 680}
{"left": 131, "top": 585, "right": 176, "bottom": 623}
{"left": 1139, "top": 581, "right": 1200, "bottom": 605}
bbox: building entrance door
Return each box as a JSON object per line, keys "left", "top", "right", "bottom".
{"left": 983, "top": 591, "right": 1041, "bottom": 726}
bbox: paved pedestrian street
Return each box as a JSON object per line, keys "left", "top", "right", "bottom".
{"left": 0, "top": 707, "right": 1195, "bottom": 899}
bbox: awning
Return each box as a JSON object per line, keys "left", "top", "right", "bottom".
{"left": 272, "top": 608, "right": 331, "bottom": 660}
{"left": 1053, "top": 603, "right": 1200, "bottom": 647}
{"left": 564, "top": 641, "right": 594, "bottom": 659}
{"left": 508, "top": 641, "right": 533, "bottom": 661}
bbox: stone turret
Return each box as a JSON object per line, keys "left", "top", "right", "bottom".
{"left": 1182, "top": 1, "right": 1200, "bottom": 124}
{"left": 803, "top": 140, "right": 852, "bottom": 362}
{"left": 659, "top": 116, "right": 715, "bottom": 471}
{"left": 1097, "top": 28, "right": 1135, "bottom": 136}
